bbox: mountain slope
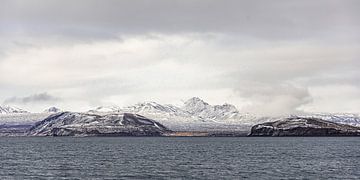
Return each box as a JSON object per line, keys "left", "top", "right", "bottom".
{"left": 43, "top": 107, "right": 62, "bottom": 113}
{"left": 28, "top": 112, "right": 170, "bottom": 136}
{"left": 249, "top": 116, "right": 360, "bottom": 136}
{"left": 297, "top": 113, "right": 360, "bottom": 127}
{"left": 87, "top": 97, "right": 258, "bottom": 131}
{"left": 88, "top": 105, "right": 122, "bottom": 113}
{"left": 90, "top": 97, "right": 255, "bottom": 120}
{"left": 85, "top": 98, "right": 360, "bottom": 131}
{"left": 182, "top": 97, "right": 242, "bottom": 121}
{"left": 0, "top": 105, "right": 29, "bottom": 114}
{"left": 121, "top": 101, "right": 190, "bottom": 116}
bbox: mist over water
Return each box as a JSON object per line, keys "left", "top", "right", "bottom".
{"left": 0, "top": 137, "right": 359, "bottom": 179}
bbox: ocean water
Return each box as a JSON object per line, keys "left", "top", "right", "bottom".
{"left": 0, "top": 137, "right": 359, "bottom": 179}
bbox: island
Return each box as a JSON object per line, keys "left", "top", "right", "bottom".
{"left": 249, "top": 116, "right": 360, "bottom": 136}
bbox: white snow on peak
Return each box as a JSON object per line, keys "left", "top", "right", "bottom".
{"left": 0, "top": 105, "right": 29, "bottom": 114}
{"left": 2, "top": 98, "right": 360, "bottom": 132}
{"left": 85, "top": 98, "right": 360, "bottom": 131}
{"left": 183, "top": 97, "right": 210, "bottom": 115}
{"left": 43, "top": 107, "right": 62, "bottom": 113}
{"left": 181, "top": 97, "right": 244, "bottom": 121}
{"left": 88, "top": 105, "right": 122, "bottom": 113}
{"left": 297, "top": 113, "right": 360, "bottom": 127}
{"left": 87, "top": 97, "right": 257, "bottom": 129}
{"left": 122, "top": 101, "right": 187, "bottom": 115}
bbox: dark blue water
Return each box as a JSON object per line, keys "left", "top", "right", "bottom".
{"left": 0, "top": 137, "right": 359, "bottom": 179}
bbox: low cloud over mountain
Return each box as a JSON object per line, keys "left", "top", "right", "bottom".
{"left": 4, "top": 92, "right": 60, "bottom": 104}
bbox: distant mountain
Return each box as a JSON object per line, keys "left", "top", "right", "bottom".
{"left": 87, "top": 97, "right": 360, "bottom": 131}
{"left": 28, "top": 112, "right": 170, "bottom": 136}
{"left": 2, "top": 98, "right": 359, "bottom": 134}
{"left": 87, "top": 97, "right": 257, "bottom": 131}
{"left": 89, "top": 97, "right": 254, "bottom": 122}
{"left": 0, "top": 105, "right": 29, "bottom": 114}
{"left": 183, "top": 97, "right": 210, "bottom": 115}
{"left": 121, "top": 101, "right": 190, "bottom": 117}
{"left": 88, "top": 105, "right": 122, "bottom": 113}
{"left": 182, "top": 97, "right": 241, "bottom": 121}
{"left": 43, "top": 107, "right": 62, "bottom": 113}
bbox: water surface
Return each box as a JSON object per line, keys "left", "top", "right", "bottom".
{"left": 0, "top": 137, "right": 359, "bottom": 179}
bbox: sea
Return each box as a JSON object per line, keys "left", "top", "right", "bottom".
{"left": 0, "top": 137, "right": 359, "bottom": 179}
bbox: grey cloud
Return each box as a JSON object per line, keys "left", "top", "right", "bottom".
{"left": 0, "top": 1, "right": 359, "bottom": 114}
{"left": 233, "top": 81, "right": 313, "bottom": 115}
{"left": 0, "top": 33, "right": 359, "bottom": 113}
{"left": 1, "top": 0, "right": 359, "bottom": 41}
{"left": 4, "top": 92, "right": 60, "bottom": 104}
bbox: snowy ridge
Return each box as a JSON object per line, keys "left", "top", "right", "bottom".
{"left": 87, "top": 97, "right": 258, "bottom": 131}
{"left": 87, "top": 97, "right": 360, "bottom": 131}
{"left": 121, "top": 101, "right": 191, "bottom": 117}
{"left": 183, "top": 97, "right": 242, "bottom": 121}
{"left": 1, "top": 98, "right": 360, "bottom": 132}
{"left": 89, "top": 97, "right": 255, "bottom": 123}
{"left": 88, "top": 105, "right": 122, "bottom": 113}
{"left": 296, "top": 113, "right": 360, "bottom": 127}
{"left": 28, "top": 112, "right": 170, "bottom": 136}
{"left": 249, "top": 116, "right": 360, "bottom": 136}
{"left": 0, "top": 105, "right": 29, "bottom": 114}
{"left": 43, "top": 107, "right": 62, "bottom": 113}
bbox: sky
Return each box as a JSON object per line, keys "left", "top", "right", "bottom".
{"left": 0, "top": 0, "right": 359, "bottom": 115}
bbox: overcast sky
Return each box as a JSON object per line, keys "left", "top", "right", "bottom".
{"left": 0, "top": 0, "right": 359, "bottom": 115}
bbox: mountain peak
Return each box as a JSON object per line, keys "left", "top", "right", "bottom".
{"left": 185, "top": 97, "right": 209, "bottom": 105}
{"left": 137, "top": 101, "right": 162, "bottom": 107}
{"left": 0, "top": 105, "right": 29, "bottom": 114}
{"left": 216, "top": 103, "right": 238, "bottom": 112}
{"left": 43, "top": 107, "right": 62, "bottom": 113}
{"left": 128, "top": 101, "right": 180, "bottom": 113}
{"left": 183, "top": 97, "right": 210, "bottom": 114}
{"left": 86, "top": 97, "right": 244, "bottom": 123}
{"left": 89, "top": 105, "right": 121, "bottom": 113}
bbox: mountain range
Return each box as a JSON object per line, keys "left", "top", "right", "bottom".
{"left": 1, "top": 97, "right": 360, "bottom": 132}
{"left": 86, "top": 97, "right": 258, "bottom": 131}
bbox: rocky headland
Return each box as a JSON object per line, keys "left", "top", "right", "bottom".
{"left": 249, "top": 116, "right": 360, "bottom": 136}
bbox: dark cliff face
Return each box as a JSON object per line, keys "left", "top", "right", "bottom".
{"left": 249, "top": 117, "right": 360, "bottom": 136}
{"left": 28, "top": 112, "right": 171, "bottom": 136}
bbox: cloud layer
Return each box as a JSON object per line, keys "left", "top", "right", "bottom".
{"left": 4, "top": 92, "right": 59, "bottom": 104}
{"left": 0, "top": 1, "right": 359, "bottom": 114}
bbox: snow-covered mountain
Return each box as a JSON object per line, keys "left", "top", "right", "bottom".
{"left": 0, "top": 106, "right": 58, "bottom": 127}
{"left": 249, "top": 116, "right": 360, "bottom": 136}
{"left": 0, "top": 105, "right": 29, "bottom": 114}
{"left": 89, "top": 97, "right": 254, "bottom": 122}
{"left": 296, "top": 113, "right": 360, "bottom": 127}
{"left": 88, "top": 97, "right": 257, "bottom": 131}
{"left": 88, "top": 105, "right": 122, "bottom": 113}
{"left": 43, "top": 107, "right": 62, "bottom": 113}
{"left": 43, "top": 106, "right": 63, "bottom": 113}
{"left": 2, "top": 98, "right": 360, "bottom": 133}
{"left": 28, "top": 112, "right": 170, "bottom": 136}
{"left": 122, "top": 101, "right": 190, "bottom": 117}
{"left": 182, "top": 97, "right": 242, "bottom": 121}
{"left": 87, "top": 97, "right": 360, "bottom": 130}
